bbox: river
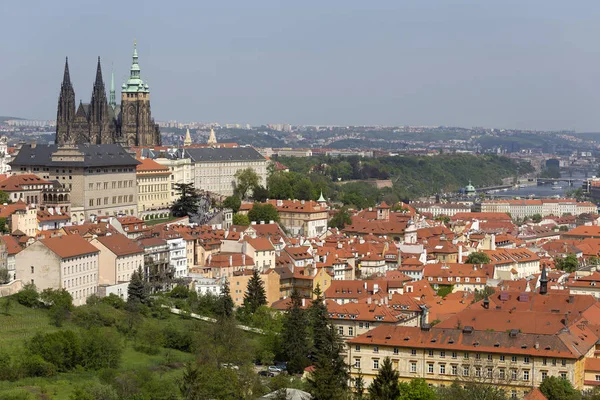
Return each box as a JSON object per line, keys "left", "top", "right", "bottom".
{"left": 491, "top": 172, "right": 588, "bottom": 199}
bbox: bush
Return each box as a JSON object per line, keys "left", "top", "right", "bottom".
{"left": 169, "top": 285, "right": 191, "bottom": 299}
{"left": 69, "top": 382, "right": 118, "bottom": 400}
{"left": 80, "top": 328, "right": 123, "bottom": 370}
{"left": 27, "top": 330, "right": 82, "bottom": 372}
{"left": 72, "top": 303, "right": 120, "bottom": 329}
{"left": 101, "top": 293, "right": 126, "bottom": 309}
{"left": 163, "top": 324, "right": 193, "bottom": 352}
{"left": 15, "top": 284, "right": 39, "bottom": 307}
{"left": 20, "top": 354, "right": 57, "bottom": 377}
{"left": 134, "top": 320, "right": 165, "bottom": 355}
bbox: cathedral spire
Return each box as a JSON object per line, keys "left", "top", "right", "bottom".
{"left": 207, "top": 127, "right": 217, "bottom": 146}
{"left": 109, "top": 67, "right": 116, "bottom": 110}
{"left": 94, "top": 57, "right": 104, "bottom": 86}
{"left": 123, "top": 40, "right": 147, "bottom": 93}
{"left": 184, "top": 128, "right": 192, "bottom": 147}
{"left": 62, "top": 57, "right": 72, "bottom": 88}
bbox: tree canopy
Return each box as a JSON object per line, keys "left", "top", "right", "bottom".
{"left": 368, "top": 357, "right": 400, "bottom": 400}
{"left": 248, "top": 203, "right": 279, "bottom": 223}
{"left": 234, "top": 168, "right": 260, "bottom": 200}
{"left": 465, "top": 252, "right": 491, "bottom": 264}
{"left": 555, "top": 253, "right": 579, "bottom": 273}
{"left": 171, "top": 183, "right": 201, "bottom": 217}
{"left": 242, "top": 269, "right": 267, "bottom": 314}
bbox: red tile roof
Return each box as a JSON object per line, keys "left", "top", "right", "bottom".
{"left": 41, "top": 235, "right": 99, "bottom": 258}
{"left": 136, "top": 157, "right": 170, "bottom": 172}
{"left": 95, "top": 233, "right": 144, "bottom": 256}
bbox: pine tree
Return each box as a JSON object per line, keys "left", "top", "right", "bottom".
{"left": 307, "top": 324, "right": 350, "bottom": 400}
{"left": 243, "top": 269, "right": 267, "bottom": 314}
{"left": 215, "top": 279, "right": 234, "bottom": 318}
{"left": 171, "top": 183, "right": 201, "bottom": 217}
{"left": 354, "top": 370, "right": 366, "bottom": 400}
{"left": 180, "top": 362, "right": 201, "bottom": 400}
{"left": 281, "top": 288, "right": 310, "bottom": 374}
{"left": 309, "top": 284, "right": 329, "bottom": 355}
{"left": 127, "top": 266, "right": 148, "bottom": 304}
{"left": 368, "top": 357, "right": 400, "bottom": 400}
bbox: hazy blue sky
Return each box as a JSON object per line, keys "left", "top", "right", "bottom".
{"left": 1, "top": 0, "right": 600, "bottom": 131}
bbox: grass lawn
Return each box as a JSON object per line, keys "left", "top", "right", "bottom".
{"left": 145, "top": 216, "right": 179, "bottom": 226}
{"left": 0, "top": 300, "right": 194, "bottom": 399}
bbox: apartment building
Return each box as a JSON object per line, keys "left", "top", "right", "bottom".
{"left": 91, "top": 233, "right": 144, "bottom": 285}
{"left": 480, "top": 199, "right": 598, "bottom": 219}
{"left": 423, "top": 263, "right": 490, "bottom": 293}
{"left": 136, "top": 157, "right": 171, "bottom": 220}
{"left": 347, "top": 324, "right": 595, "bottom": 399}
{"left": 10, "top": 144, "right": 139, "bottom": 223}
{"left": 187, "top": 147, "right": 268, "bottom": 196}
{"left": 229, "top": 269, "right": 280, "bottom": 306}
{"left": 15, "top": 235, "right": 100, "bottom": 306}
{"left": 410, "top": 202, "right": 471, "bottom": 217}
{"left": 483, "top": 248, "right": 540, "bottom": 280}
{"left": 266, "top": 199, "right": 328, "bottom": 237}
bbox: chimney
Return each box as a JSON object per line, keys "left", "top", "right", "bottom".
{"left": 458, "top": 245, "right": 463, "bottom": 264}
{"left": 491, "top": 233, "right": 496, "bottom": 250}
{"left": 388, "top": 292, "right": 393, "bottom": 301}
{"left": 367, "top": 297, "right": 372, "bottom": 305}
{"left": 373, "top": 283, "right": 379, "bottom": 293}
{"left": 301, "top": 298, "right": 306, "bottom": 307}
{"left": 364, "top": 281, "right": 367, "bottom": 290}
{"left": 229, "top": 255, "right": 233, "bottom": 266}
{"left": 242, "top": 254, "right": 246, "bottom": 265}
{"left": 483, "top": 297, "right": 490, "bottom": 309}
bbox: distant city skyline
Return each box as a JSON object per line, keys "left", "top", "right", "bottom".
{"left": 2, "top": 1, "right": 600, "bottom": 131}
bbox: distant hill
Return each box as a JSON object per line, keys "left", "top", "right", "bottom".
{"left": 0, "top": 116, "right": 24, "bottom": 123}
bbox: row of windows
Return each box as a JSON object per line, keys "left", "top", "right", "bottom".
{"left": 357, "top": 358, "right": 567, "bottom": 381}
{"left": 139, "top": 184, "right": 168, "bottom": 193}
{"left": 88, "top": 180, "right": 134, "bottom": 190}
{"left": 62, "top": 261, "right": 97, "bottom": 275}
{"left": 63, "top": 274, "right": 97, "bottom": 288}
{"left": 428, "top": 276, "right": 481, "bottom": 283}
{"left": 353, "top": 346, "right": 568, "bottom": 366}
{"left": 87, "top": 168, "right": 135, "bottom": 174}
{"left": 89, "top": 195, "right": 135, "bottom": 207}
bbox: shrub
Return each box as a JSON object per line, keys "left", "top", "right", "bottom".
{"left": 101, "top": 293, "right": 126, "bottom": 309}
{"left": 20, "top": 354, "right": 57, "bottom": 377}
{"left": 80, "top": 328, "right": 123, "bottom": 370}
{"left": 72, "top": 303, "right": 119, "bottom": 329}
{"left": 15, "top": 284, "right": 39, "bottom": 307}
{"left": 134, "top": 320, "right": 165, "bottom": 355}
{"left": 27, "top": 330, "right": 82, "bottom": 372}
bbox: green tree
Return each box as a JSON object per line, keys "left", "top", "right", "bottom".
{"left": 171, "top": 183, "right": 201, "bottom": 217}
{"left": 531, "top": 213, "right": 543, "bottom": 223}
{"left": 15, "top": 283, "right": 39, "bottom": 307}
{"left": 329, "top": 207, "right": 353, "bottom": 230}
{"left": 368, "top": 357, "right": 400, "bottom": 400}
{"left": 398, "top": 378, "right": 438, "bottom": 400}
{"left": 267, "top": 172, "right": 294, "bottom": 199}
{"left": 40, "top": 288, "right": 73, "bottom": 327}
{"left": 242, "top": 269, "right": 267, "bottom": 314}
{"left": 281, "top": 289, "right": 310, "bottom": 374}
{"left": 307, "top": 324, "right": 350, "bottom": 400}
{"left": 252, "top": 185, "right": 270, "bottom": 202}
{"left": 27, "top": 330, "right": 82, "bottom": 372}
{"left": 69, "top": 382, "right": 118, "bottom": 400}
{"left": 0, "top": 191, "right": 10, "bottom": 205}
{"left": 474, "top": 286, "right": 495, "bottom": 303}
{"left": 354, "top": 370, "right": 366, "bottom": 400}
{"left": 0, "top": 267, "right": 10, "bottom": 284}
{"left": 180, "top": 361, "right": 202, "bottom": 400}
{"left": 465, "top": 252, "right": 491, "bottom": 264}
{"left": 539, "top": 376, "right": 582, "bottom": 400}
{"left": 309, "top": 284, "right": 329, "bottom": 355}
{"left": 0, "top": 217, "right": 8, "bottom": 234}
{"left": 223, "top": 196, "right": 241, "bottom": 213}
{"left": 215, "top": 279, "right": 234, "bottom": 319}
{"left": 555, "top": 253, "right": 579, "bottom": 273}
{"left": 438, "top": 381, "right": 507, "bottom": 400}
{"left": 248, "top": 203, "right": 280, "bottom": 223}
{"left": 127, "top": 266, "right": 148, "bottom": 304}
{"left": 234, "top": 168, "right": 260, "bottom": 200}
{"left": 80, "top": 328, "right": 123, "bottom": 370}
{"left": 232, "top": 213, "right": 250, "bottom": 226}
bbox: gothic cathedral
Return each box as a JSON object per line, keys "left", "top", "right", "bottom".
{"left": 55, "top": 42, "right": 161, "bottom": 146}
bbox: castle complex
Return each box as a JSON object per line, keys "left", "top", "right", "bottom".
{"left": 55, "top": 42, "right": 161, "bottom": 146}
